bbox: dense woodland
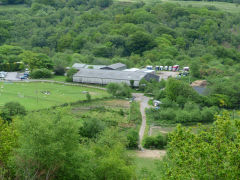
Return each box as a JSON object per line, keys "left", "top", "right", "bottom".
{"left": 0, "top": 0, "right": 240, "bottom": 179}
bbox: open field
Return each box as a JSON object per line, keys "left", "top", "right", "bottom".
{"left": 115, "top": 0, "right": 240, "bottom": 13}
{"left": 0, "top": 82, "right": 110, "bottom": 110}
{"left": 128, "top": 150, "right": 164, "bottom": 179}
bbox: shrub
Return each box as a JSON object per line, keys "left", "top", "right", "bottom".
{"left": 79, "top": 118, "right": 105, "bottom": 139}
{"left": 66, "top": 68, "right": 78, "bottom": 82}
{"left": 1, "top": 102, "right": 26, "bottom": 122}
{"left": 144, "top": 133, "right": 167, "bottom": 149}
{"left": 54, "top": 65, "right": 65, "bottom": 75}
{"left": 86, "top": 92, "right": 91, "bottom": 101}
{"left": 107, "top": 83, "right": 132, "bottom": 98}
{"left": 30, "top": 68, "right": 52, "bottom": 79}
{"left": 127, "top": 129, "right": 139, "bottom": 149}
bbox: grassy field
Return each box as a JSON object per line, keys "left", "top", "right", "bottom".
{"left": 115, "top": 0, "right": 240, "bottom": 13}
{"left": 128, "top": 150, "right": 163, "bottom": 180}
{"left": 0, "top": 82, "right": 110, "bottom": 110}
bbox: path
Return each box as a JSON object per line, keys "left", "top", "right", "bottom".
{"left": 133, "top": 93, "right": 150, "bottom": 150}
{"left": 133, "top": 93, "right": 166, "bottom": 159}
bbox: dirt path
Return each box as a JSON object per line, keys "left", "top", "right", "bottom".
{"left": 136, "top": 150, "right": 166, "bottom": 159}
{"left": 133, "top": 93, "right": 150, "bottom": 150}
{"left": 133, "top": 93, "right": 167, "bottom": 159}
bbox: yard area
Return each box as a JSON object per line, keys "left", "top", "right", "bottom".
{"left": 0, "top": 82, "right": 110, "bottom": 110}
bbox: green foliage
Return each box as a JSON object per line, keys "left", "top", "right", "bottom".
{"left": 20, "top": 51, "right": 53, "bottom": 70}
{"left": 66, "top": 68, "right": 78, "bottom": 82}
{"left": 0, "top": 118, "right": 17, "bottom": 171}
{"left": 163, "top": 112, "right": 240, "bottom": 179}
{"left": 1, "top": 102, "right": 26, "bottom": 122}
{"left": 126, "top": 31, "right": 156, "bottom": 55}
{"left": 79, "top": 118, "right": 105, "bottom": 139}
{"left": 165, "top": 78, "right": 200, "bottom": 102}
{"left": 86, "top": 92, "right": 91, "bottom": 101}
{"left": 127, "top": 129, "right": 139, "bottom": 149}
{"left": 14, "top": 108, "right": 91, "bottom": 179}
{"left": 30, "top": 68, "right": 52, "bottom": 79}
{"left": 107, "top": 83, "right": 132, "bottom": 98}
{"left": 129, "top": 101, "right": 141, "bottom": 124}
{"left": 144, "top": 133, "right": 168, "bottom": 149}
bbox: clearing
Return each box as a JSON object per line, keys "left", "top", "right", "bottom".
{"left": 0, "top": 82, "right": 109, "bottom": 110}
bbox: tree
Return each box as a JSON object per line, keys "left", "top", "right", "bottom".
{"left": 1, "top": 102, "right": 26, "bottom": 122}
{"left": 96, "top": 0, "right": 113, "bottom": 8}
{"left": 162, "top": 112, "right": 240, "bottom": 179}
{"left": 165, "top": 78, "right": 199, "bottom": 102}
{"left": 14, "top": 108, "right": 91, "bottom": 179}
{"left": 20, "top": 51, "right": 53, "bottom": 70}
{"left": 126, "top": 31, "right": 156, "bottom": 55}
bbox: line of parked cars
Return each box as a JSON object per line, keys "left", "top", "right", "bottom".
{"left": 146, "top": 65, "right": 190, "bottom": 72}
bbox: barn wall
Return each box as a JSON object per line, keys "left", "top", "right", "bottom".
{"left": 73, "top": 76, "right": 143, "bottom": 86}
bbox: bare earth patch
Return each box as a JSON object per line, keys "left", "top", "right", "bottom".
{"left": 104, "top": 99, "right": 130, "bottom": 108}
{"left": 136, "top": 150, "right": 166, "bottom": 159}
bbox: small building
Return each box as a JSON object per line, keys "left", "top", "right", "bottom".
{"left": 73, "top": 69, "right": 159, "bottom": 87}
{"left": 100, "top": 63, "right": 127, "bottom": 71}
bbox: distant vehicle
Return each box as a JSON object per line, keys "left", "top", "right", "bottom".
{"left": 20, "top": 76, "right": 26, "bottom": 80}
{"left": 153, "top": 100, "right": 161, "bottom": 107}
{"left": 169, "top": 66, "right": 172, "bottom": 71}
{"left": 155, "top": 66, "right": 159, "bottom": 71}
{"left": 164, "top": 66, "right": 168, "bottom": 71}
{"left": 146, "top": 65, "right": 153, "bottom": 70}
{"left": 172, "top": 65, "right": 179, "bottom": 72}
{"left": 183, "top": 67, "right": 190, "bottom": 71}
{"left": 159, "top": 66, "right": 163, "bottom": 70}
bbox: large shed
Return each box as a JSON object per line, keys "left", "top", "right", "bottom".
{"left": 100, "top": 63, "right": 127, "bottom": 71}
{"left": 73, "top": 69, "right": 159, "bottom": 87}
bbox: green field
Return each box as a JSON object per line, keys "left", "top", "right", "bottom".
{"left": 0, "top": 82, "right": 109, "bottom": 110}
{"left": 115, "top": 0, "right": 240, "bottom": 13}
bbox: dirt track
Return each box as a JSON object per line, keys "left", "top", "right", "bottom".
{"left": 133, "top": 93, "right": 150, "bottom": 150}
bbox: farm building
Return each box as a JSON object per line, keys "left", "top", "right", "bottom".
{"left": 72, "top": 63, "right": 106, "bottom": 70}
{"left": 73, "top": 68, "right": 159, "bottom": 86}
{"left": 100, "top": 63, "right": 127, "bottom": 70}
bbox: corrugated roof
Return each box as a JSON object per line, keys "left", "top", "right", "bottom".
{"left": 107, "top": 63, "right": 126, "bottom": 70}
{"left": 72, "top": 63, "right": 87, "bottom": 69}
{"left": 85, "top": 65, "right": 107, "bottom": 69}
{"left": 73, "top": 68, "right": 148, "bottom": 81}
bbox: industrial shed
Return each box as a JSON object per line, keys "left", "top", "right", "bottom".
{"left": 100, "top": 63, "right": 126, "bottom": 71}
{"left": 73, "top": 69, "right": 159, "bottom": 87}
{"left": 72, "top": 63, "right": 106, "bottom": 70}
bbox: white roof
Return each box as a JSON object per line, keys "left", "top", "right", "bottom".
{"left": 123, "top": 68, "right": 140, "bottom": 72}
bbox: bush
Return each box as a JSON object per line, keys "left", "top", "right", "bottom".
{"left": 86, "top": 92, "right": 91, "bottom": 101}
{"left": 107, "top": 83, "right": 132, "bottom": 98}
{"left": 66, "top": 68, "right": 78, "bottom": 82}
{"left": 127, "top": 129, "right": 139, "bottom": 149}
{"left": 54, "top": 65, "right": 65, "bottom": 75}
{"left": 30, "top": 68, "right": 52, "bottom": 79}
{"left": 1, "top": 102, "right": 26, "bottom": 122}
{"left": 79, "top": 118, "right": 105, "bottom": 139}
{"left": 144, "top": 134, "right": 167, "bottom": 149}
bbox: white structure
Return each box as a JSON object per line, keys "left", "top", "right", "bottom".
{"left": 73, "top": 69, "right": 159, "bottom": 87}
